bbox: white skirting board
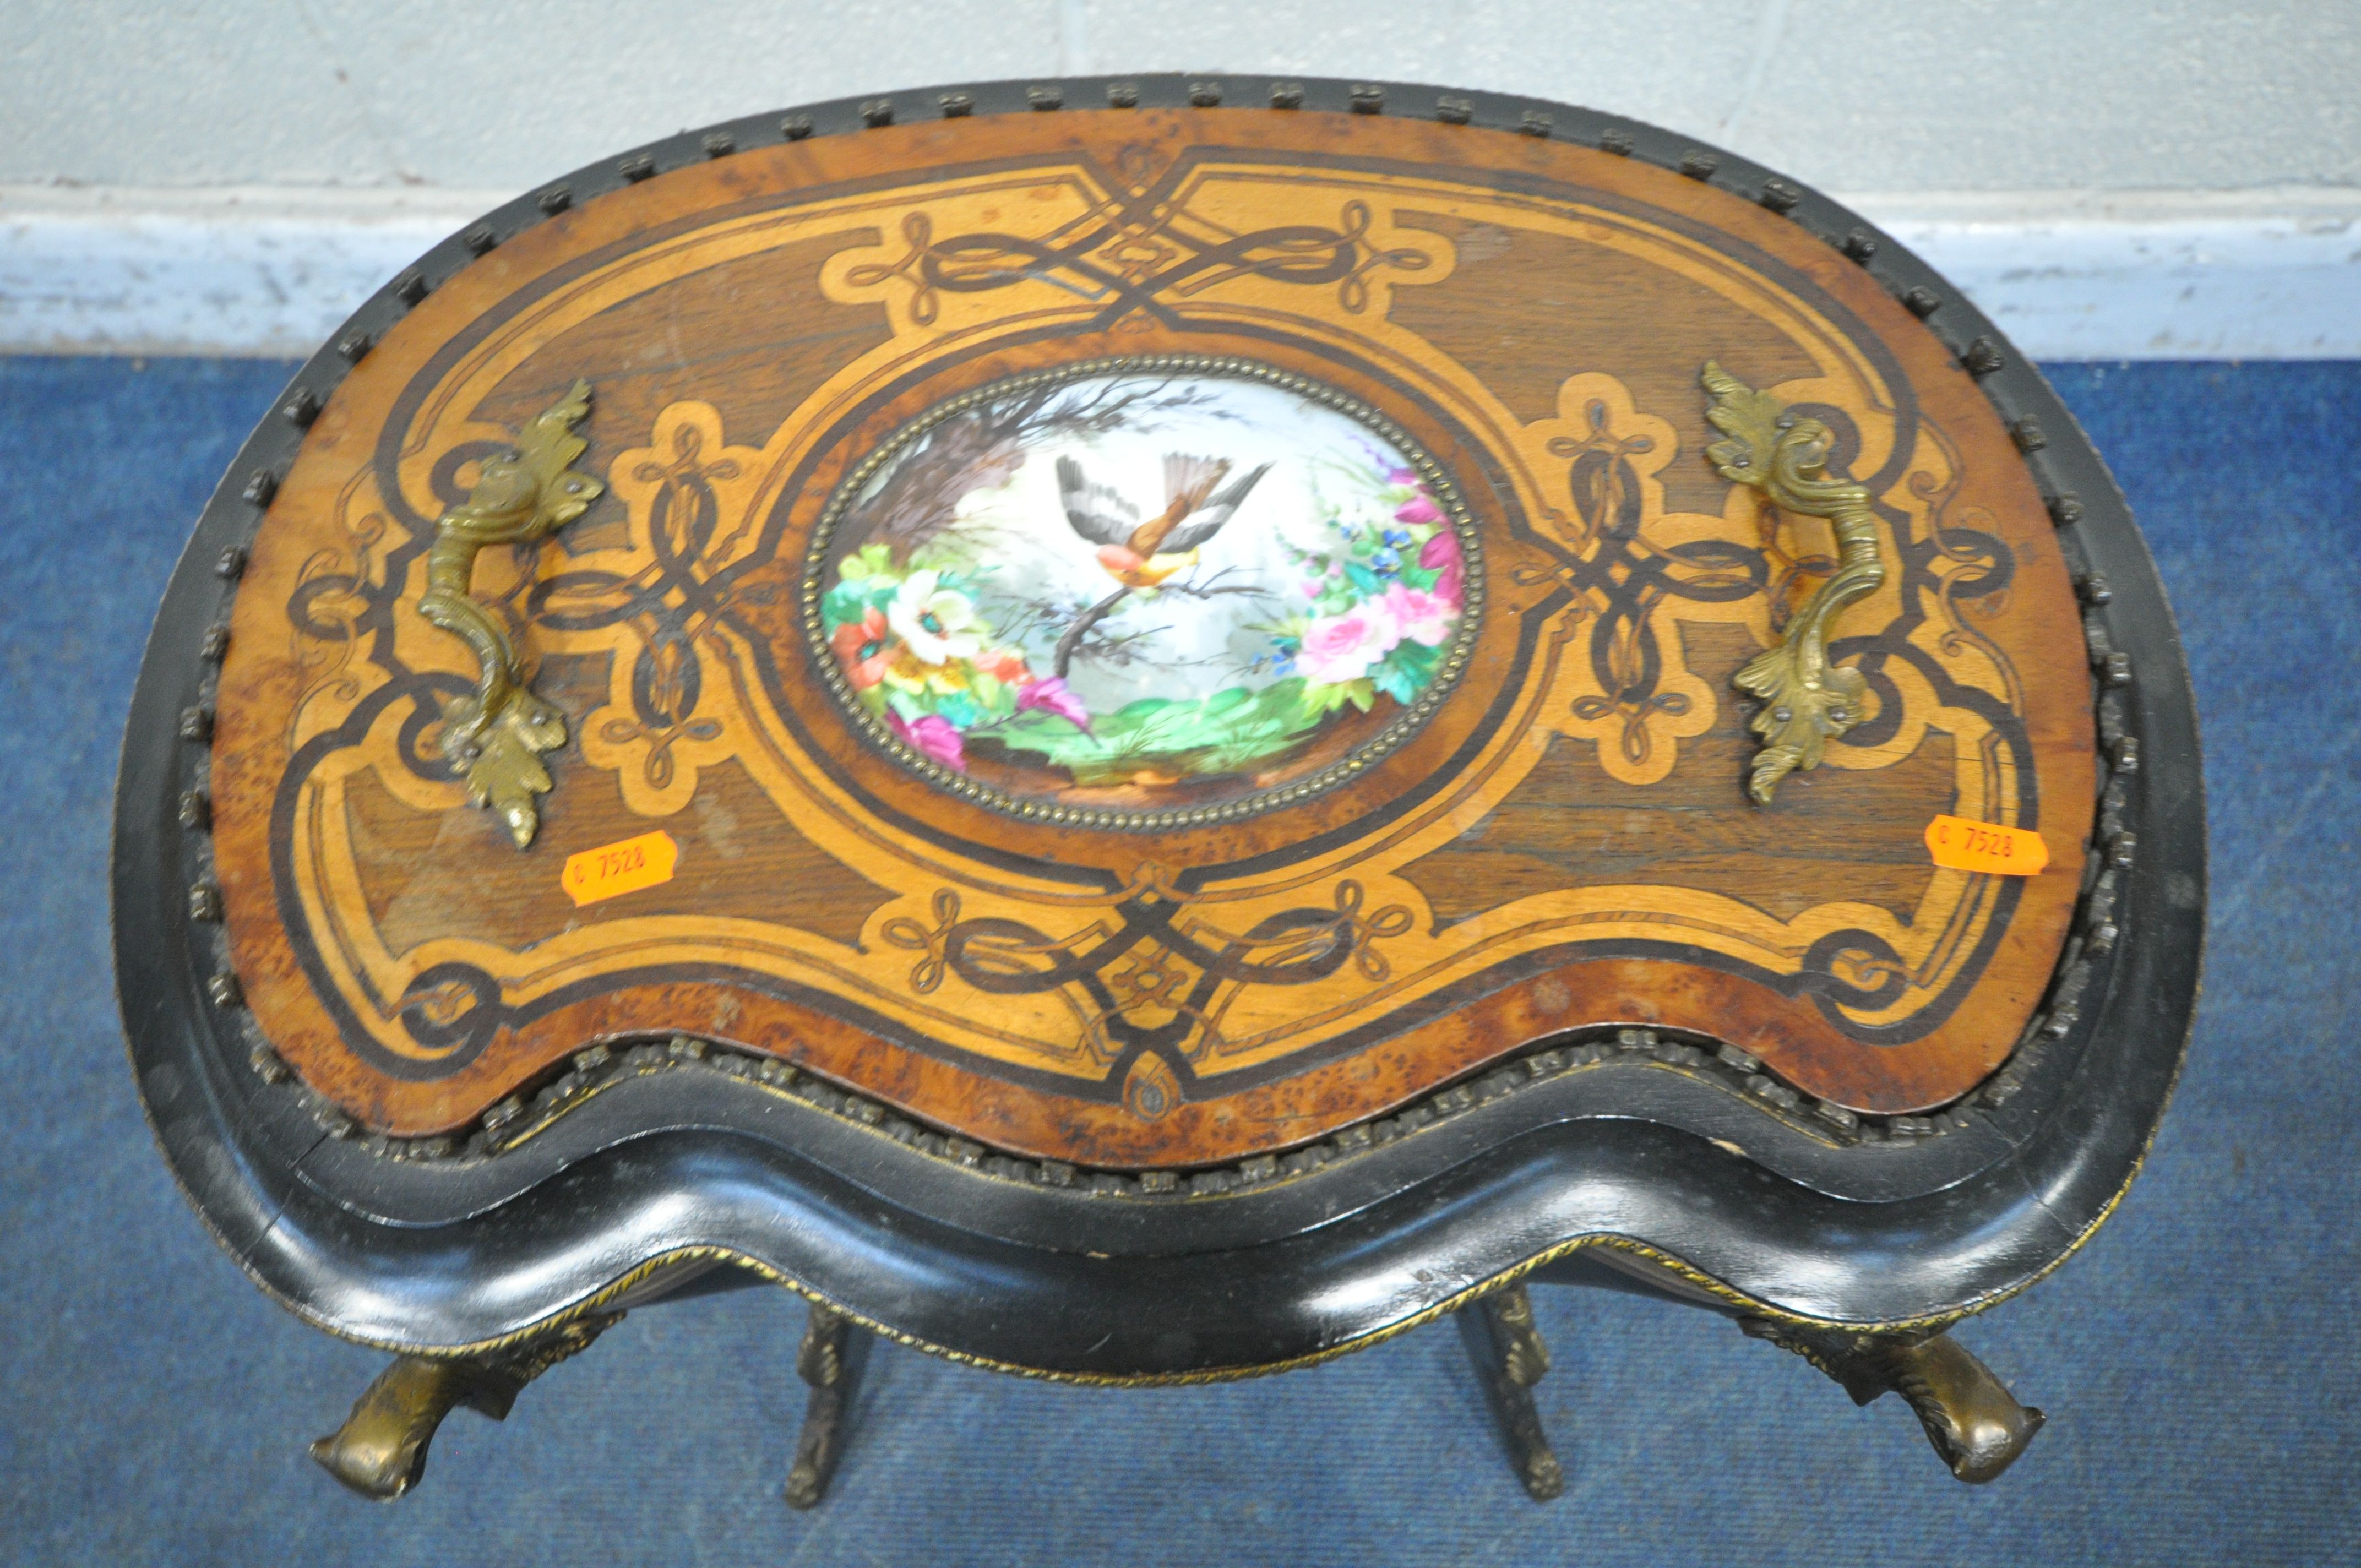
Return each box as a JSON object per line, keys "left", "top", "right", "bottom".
{"left": 1, "top": 185, "right": 2353, "bottom": 361}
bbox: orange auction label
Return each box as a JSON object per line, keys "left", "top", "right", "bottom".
{"left": 1924, "top": 814, "right": 2048, "bottom": 876}
{"left": 562, "top": 830, "right": 678, "bottom": 906}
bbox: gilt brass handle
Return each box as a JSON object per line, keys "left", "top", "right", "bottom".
{"left": 416, "top": 379, "right": 602, "bottom": 847}
{"left": 1702, "top": 361, "right": 1888, "bottom": 804}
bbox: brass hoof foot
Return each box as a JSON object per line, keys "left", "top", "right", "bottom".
{"left": 1742, "top": 1319, "right": 2045, "bottom": 1483}
{"left": 308, "top": 1355, "right": 519, "bottom": 1501}
{"left": 1458, "top": 1284, "right": 1565, "bottom": 1501}
{"left": 784, "top": 1301, "right": 867, "bottom": 1509}
{"left": 309, "top": 1314, "right": 620, "bottom": 1501}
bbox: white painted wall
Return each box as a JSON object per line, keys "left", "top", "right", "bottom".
{"left": 3, "top": 1, "right": 2356, "bottom": 355}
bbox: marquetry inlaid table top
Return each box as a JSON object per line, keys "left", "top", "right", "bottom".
{"left": 192, "top": 104, "right": 2104, "bottom": 1171}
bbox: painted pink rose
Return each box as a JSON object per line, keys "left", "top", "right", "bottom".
{"left": 1380, "top": 582, "right": 1456, "bottom": 647}
{"left": 1297, "top": 603, "right": 1401, "bottom": 685}
{"left": 1394, "top": 490, "right": 1443, "bottom": 527}
{"left": 1016, "top": 676, "right": 1091, "bottom": 731}
{"left": 1418, "top": 527, "right": 1464, "bottom": 605}
{"left": 888, "top": 710, "right": 966, "bottom": 771}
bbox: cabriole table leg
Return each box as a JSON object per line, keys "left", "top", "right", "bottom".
{"left": 308, "top": 1313, "right": 621, "bottom": 1500}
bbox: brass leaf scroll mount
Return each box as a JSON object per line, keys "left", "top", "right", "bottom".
{"left": 1702, "top": 362, "right": 1887, "bottom": 804}
{"left": 416, "top": 380, "right": 603, "bottom": 847}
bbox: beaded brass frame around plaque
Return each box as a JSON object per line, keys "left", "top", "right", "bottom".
{"left": 799, "top": 355, "right": 1486, "bottom": 832}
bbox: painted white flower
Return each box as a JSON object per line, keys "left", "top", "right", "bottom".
{"left": 886, "top": 569, "right": 984, "bottom": 666}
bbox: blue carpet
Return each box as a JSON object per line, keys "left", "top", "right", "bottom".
{"left": 1, "top": 357, "right": 2353, "bottom": 1565}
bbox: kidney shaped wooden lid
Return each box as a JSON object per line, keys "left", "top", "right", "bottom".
{"left": 204, "top": 101, "right": 2096, "bottom": 1168}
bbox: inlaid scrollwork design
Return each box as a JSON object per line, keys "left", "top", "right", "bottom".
{"left": 834, "top": 194, "right": 1435, "bottom": 328}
